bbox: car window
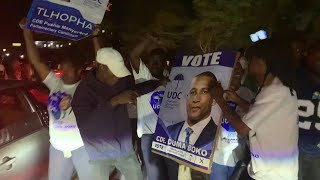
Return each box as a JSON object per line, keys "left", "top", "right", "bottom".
{"left": 27, "top": 87, "right": 49, "bottom": 127}
{"left": 0, "top": 89, "right": 33, "bottom": 146}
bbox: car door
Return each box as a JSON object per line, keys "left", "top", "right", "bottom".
{"left": 0, "top": 88, "right": 50, "bottom": 180}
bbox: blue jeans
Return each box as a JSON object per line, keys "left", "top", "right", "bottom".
{"left": 48, "top": 145, "right": 100, "bottom": 180}
{"left": 299, "top": 153, "right": 320, "bottom": 180}
{"left": 210, "top": 162, "right": 235, "bottom": 180}
{"left": 141, "top": 134, "right": 176, "bottom": 180}
{"left": 90, "top": 151, "right": 143, "bottom": 180}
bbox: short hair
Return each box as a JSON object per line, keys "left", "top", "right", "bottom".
{"left": 194, "top": 71, "right": 218, "bottom": 90}
{"left": 246, "top": 39, "right": 296, "bottom": 89}
{"left": 144, "top": 48, "right": 167, "bottom": 64}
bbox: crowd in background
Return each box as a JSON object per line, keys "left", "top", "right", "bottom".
{"left": 0, "top": 18, "right": 319, "bottom": 180}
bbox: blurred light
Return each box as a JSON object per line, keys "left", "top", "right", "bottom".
{"left": 35, "top": 41, "right": 40, "bottom": 45}
{"left": 5, "top": 53, "right": 10, "bottom": 57}
{"left": 55, "top": 70, "right": 62, "bottom": 77}
{"left": 20, "top": 55, "right": 25, "bottom": 59}
{"left": 56, "top": 44, "right": 60, "bottom": 48}
{"left": 68, "top": 42, "right": 72, "bottom": 46}
{"left": 44, "top": 44, "right": 47, "bottom": 47}
{"left": 250, "top": 34, "right": 259, "bottom": 42}
{"left": 60, "top": 44, "right": 63, "bottom": 47}
{"left": 12, "top": 43, "right": 22, "bottom": 47}
{"left": 257, "top": 30, "right": 267, "bottom": 40}
{"left": 50, "top": 42, "right": 54, "bottom": 46}
{"left": 48, "top": 44, "right": 51, "bottom": 47}
{"left": 102, "top": 30, "right": 105, "bottom": 33}
{"left": 2, "top": 48, "right": 6, "bottom": 52}
{"left": 250, "top": 30, "right": 267, "bottom": 42}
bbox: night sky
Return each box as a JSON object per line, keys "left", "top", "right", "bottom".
{"left": 0, "top": 0, "right": 33, "bottom": 47}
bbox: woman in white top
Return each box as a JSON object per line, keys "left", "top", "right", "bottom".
{"left": 212, "top": 39, "right": 299, "bottom": 180}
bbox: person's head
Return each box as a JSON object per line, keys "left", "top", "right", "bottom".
{"left": 246, "top": 39, "right": 296, "bottom": 89}
{"left": 95, "top": 48, "right": 131, "bottom": 85}
{"left": 3, "top": 58, "right": 21, "bottom": 80}
{"left": 229, "top": 61, "right": 245, "bottom": 91}
{"left": 144, "top": 48, "right": 167, "bottom": 79}
{"left": 306, "top": 42, "right": 320, "bottom": 77}
{"left": 186, "top": 71, "right": 217, "bottom": 126}
{"left": 57, "top": 52, "right": 85, "bottom": 84}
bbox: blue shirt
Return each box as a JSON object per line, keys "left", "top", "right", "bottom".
{"left": 297, "top": 69, "right": 320, "bottom": 156}
{"left": 72, "top": 70, "right": 134, "bottom": 160}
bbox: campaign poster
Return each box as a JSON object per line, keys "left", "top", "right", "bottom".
{"left": 151, "top": 51, "right": 236, "bottom": 173}
{"left": 26, "top": 0, "right": 109, "bottom": 41}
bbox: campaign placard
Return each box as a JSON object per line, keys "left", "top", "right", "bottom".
{"left": 26, "top": 0, "right": 109, "bottom": 41}
{"left": 151, "top": 51, "right": 236, "bottom": 173}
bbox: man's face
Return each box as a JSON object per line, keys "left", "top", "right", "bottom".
{"left": 229, "top": 62, "right": 245, "bottom": 91}
{"left": 306, "top": 50, "right": 320, "bottom": 76}
{"left": 96, "top": 63, "right": 115, "bottom": 85}
{"left": 248, "top": 56, "right": 267, "bottom": 86}
{"left": 186, "top": 76, "right": 216, "bottom": 125}
{"left": 60, "top": 62, "right": 80, "bottom": 84}
{"left": 145, "top": 55, "right": 166, "bottom": 79}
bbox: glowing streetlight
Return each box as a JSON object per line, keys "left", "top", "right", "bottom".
{"left": 2, "top": 48, "right": 6, "bottom": 52}
{"left": 102, "top": 30, "right": 106, "bottom": 33}
{"left": 68, "top": 42, "right": 72, "bottom": 46}
{"left": 20, "top": 55, "right": 25, "bottom": 59}
{"left": 5, "top": 53, "right": 10, "bottom": 57}
{"left": 44, "top": 44, "right": 47, "bottom": 48}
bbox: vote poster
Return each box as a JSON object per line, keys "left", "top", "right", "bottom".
{"left": 151, "top": 51, "right": 237, "bottom": 173}
{"left": 26, "top": 0, "right": 109, "bottom": 41}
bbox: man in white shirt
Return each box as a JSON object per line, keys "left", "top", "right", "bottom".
{"left": 212, "top": 39, "right": 299, "bottom": 180}
{"left": 130, "top": 33, "right": 172, "bottom": 180}
{"left": 211, "top": 60, "right": 254, "bottom": 180}
{"left": 20, "top": 18, "right": 100, "bottom": 180}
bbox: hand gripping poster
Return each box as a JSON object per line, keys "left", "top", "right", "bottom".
{"left": 152, "top": 51, "right": 237, "bottom": 173}
{"left": 26, "top": 0, "right": 109, "bottom": 41}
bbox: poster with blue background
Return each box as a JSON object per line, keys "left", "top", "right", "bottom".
{"left": 26, "top": 0, "right": 109, "bottom": 41}
{"left": 152, "top": 51, "right": 237, "bottom": 173}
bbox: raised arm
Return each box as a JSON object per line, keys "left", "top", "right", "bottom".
{"left": 20, "top": 18, "right": 49, "bottom": 81}
{"left": 130, "top": 33, "right": 161, "bottom": 73}
{"left": 212, "top": 84, "right": 251, "bottom": 137}
{"left": 92, "top": 25, "right": 103, "bottom": 56}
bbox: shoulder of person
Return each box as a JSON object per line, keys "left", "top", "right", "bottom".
{"left": 259, "top": 79, "right": 293, "bottom": 100}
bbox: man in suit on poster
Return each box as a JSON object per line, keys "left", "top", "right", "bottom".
{"left": 167, "top": 71, "right": 218, "bottom": 148}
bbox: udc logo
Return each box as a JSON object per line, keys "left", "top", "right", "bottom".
{"left": 150, "top": 91, "right": 165, "bottom": 115}
{"left": 170, "top": 74, "right": 185, "bottom": 91}
{"left": 221, "top": 102, "right": 237, "bottom": 132}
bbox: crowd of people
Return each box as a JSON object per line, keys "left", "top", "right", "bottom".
{"left": 1, "top": 17, "right": 317, "bottom": 180}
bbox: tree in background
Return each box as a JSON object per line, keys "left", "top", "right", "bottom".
{"left": 100, "top": 0, "right": 320, "bottom": 53}
{"left": 189, "top": 0, "right": 281, "bottom": 52}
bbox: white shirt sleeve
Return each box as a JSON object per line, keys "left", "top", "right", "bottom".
{"left": 243, "top": 84, "right": 288, "bottom": 131}
{"left": 132, "top": 60, "right": 155, "bottom": 83}
{"left": 42, "top": 71, "right": 62, "bottom": 91}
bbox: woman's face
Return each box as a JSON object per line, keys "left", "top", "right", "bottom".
{"left": 248, "top": 56, "right": 267, "bottom": 86}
